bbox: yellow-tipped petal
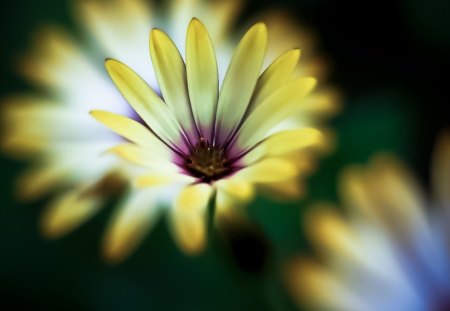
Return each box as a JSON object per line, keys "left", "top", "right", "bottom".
{"left": 251, "top": 49, "right": 301, "bottom": 111}
{"left": 432, "top": 131, "right": 450, "bottom": 206}
{"left": 149, "top": 29, "right": 194, "bottom": 134}
{"left": 237, "top": 77, "right": 317, "bottom": 150}
{"left": 102, "top": 189, "right": 160, "bottom": 263}
{"left": 40, "top": 187, "right": 103, "bottom": 238}
{"left": 233, "top": 158, "right": 298, "bottom": 183}
{"left": 215, "top": 23, "right": 267, "bottom": 139}
{"left": 215, "top": 178, "right": 254, "bottom": 202}
{"left": 242, "top": 128, "right": 323, "bottom": 165}
{"left": 90, "top": 110, "right": 168, "bottom": 151}
{"left": 104, "top": 59, "right": 181, "bottom": 146}
{"left": 169, "top": 184, "right": 213, "bottom": 254}
{"left": 135, "top": 173, "right": 195, "bottom": 188}
{"left": 108, "top": 143, "right": 177, "bottom": 171}
{"left": 186, "top": 18, "right": 219, "bottom": 139}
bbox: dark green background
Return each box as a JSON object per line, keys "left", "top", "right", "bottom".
{"left": 1, "top": 0, "right": 449, "bottom": 310}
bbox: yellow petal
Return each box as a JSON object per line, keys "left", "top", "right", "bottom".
{"left": 186, "top": 18, "right": 219, "bottom": 139}
{"left": 90, "top": 110, "right": 168, "bottom": 151}
{"left": 233, "top": 158, "right": 298, "bottom": 183}
{"left": 149, "top": 29, "right": 195, "bottom": 135}
{"left": 102, "top": 189, "right": 161, "bottom": 263}
{"left": 250, "top": 49, "right": 301, "bottom": 111}
{"left": 40, "top": 186, "right": 103, "bottom": 238}
{"left": 242, "top": 128, "right": 322, "bottom": 165}
{"left": 108, "top": 143, "right": 177, "bottom": 171}
{"left": 169, "top": 184, "right": 213, "bottom": 254}
{"left": 215, "top": 178, "right": 254, "bottom": 202}
{"left": 135, "top": 172, "right": 195, "bottom": 188}
{"left": 104, "top": 59, "right": 182, "bottom": 147}
{"left": 237, "top": 77, "right": 317, "bottom": 150}
{"left": 215, "top": 23, "right": 267, "bottom": 141}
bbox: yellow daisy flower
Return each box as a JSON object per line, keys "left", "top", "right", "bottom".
{"left": 285, "top": 132, "right": 450, "bottom": 311}
{"left": 2, "top": 0, "right": 338, "bottom": 263}
{"left": 92, "top": 18, "right": 325, "bottom": 254}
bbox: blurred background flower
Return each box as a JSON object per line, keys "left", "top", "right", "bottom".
{"left": 286, "top": 132, "right": 450, "bottom": 311}
{"left": 0, "top": 0, "right": 449, "bottom": 310}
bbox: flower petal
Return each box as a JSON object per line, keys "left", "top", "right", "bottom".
{"left": 186, "top": 18, "right": 219, "bottom": 139}
{"left": 102, "top": 188, "right": 161, "bottom": 263}
{"left": 149, "top": 29, "right": 195, "bottom": 138}
{"left": 169, "top": 183, "right": 213, "bottom": 254}
{"left": 90, "top": 110, "right": 168, "bottom": 150}
{"left": 250, "top": 49, "right": 301, "bottom": 111}
{"left": 135, "top": 172, "right": 195, "bottom": 188}
{"left": 215, "top": 22, "right": 267, "bottom": 143}
{"left": 233, "top": 158, "right": 298, "bottom": 183}
{"left": 40, "top": 186, "right": 104, "bottom": 238}
{"left": 104, "top": 59, "right": 182, "bottom": 148}
{"left": 242, "top": 128, "right": 322, "bottom": 165}
{"left": 108, "top": 143, "right": 176, "bottom": 171}
{"left": 215, "top": 178, "right": 254, "bottom": 202}
{"left": 237, "top": 77, "right": 316, "bottom": 150}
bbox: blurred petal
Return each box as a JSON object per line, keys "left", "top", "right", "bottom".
{"left": 233, "top": 158, "right": 297, "bottom": 183}
{"left": 102, "top": 188, "right": 161, "bottom": 263}
{"left": 169, "top": 183, "right": 213, "bottom": 254}
{"left": 40, "top": 186, "right": 104, "bottom": 238}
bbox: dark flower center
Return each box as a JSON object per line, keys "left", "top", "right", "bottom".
{"left": 184, "top": 138, "right": 232, "bottom": 182}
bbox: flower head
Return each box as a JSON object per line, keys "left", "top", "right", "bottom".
{"left": 93, "top": 18, "right": 325, "bottom": 250}
{"left": 2, "top": 0, "right": 337, "bottom": 263}
{"left": 286, "top": 132, "right": 450, "bottom": 311}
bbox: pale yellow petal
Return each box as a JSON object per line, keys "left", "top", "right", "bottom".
{"left": 215, "top": 23, "right": 267, "bottom": 141}
{"left": 104, "top": 59, "right": 182, "bottom": 146}
{"left": 102, "top": 189, "right": 161, "bottom": 263}
{"left": 215, "top": 178, "right": 254, "bottom": 202}
{"left": 108, "top": 143, "right": 177, "bottom": 171}
{"left": 237, "top": 77, "right": 317, "bottom": 150}
{"left": 135, "top": 172, "right": 195, "bottom": 188}
{"left": 250, "top": 49, "right": 300, "bottom": 111}
{"left": 40, "top": 187, "right": 104, "bottom": 238}
{"left": 242, "top": 128, "right": 322, "bottom": 165}
{"left": 186, "top": 18, "right": 218, "bottom": 139}
{"left": 233, "top": 158, "right": 298, "bottom": 183}
{"left": 149, "top": 29, "right": 195, "bottom": 135}
{"left": 169, "top": 184, "right": 213, "bottom": 254}
{"left": 90, "top": 110, "right": 168, "bottom": 151}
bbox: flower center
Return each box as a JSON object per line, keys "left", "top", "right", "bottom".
{"left": 184, "top": 138, "right": 232, "bottom": 182}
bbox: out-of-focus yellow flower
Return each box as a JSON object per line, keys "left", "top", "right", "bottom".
{"left": 286, "top": 132, "right": 450, "bottom": 311}
{"left": 1, "top": 0, "right": 338, "bottom": 263}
